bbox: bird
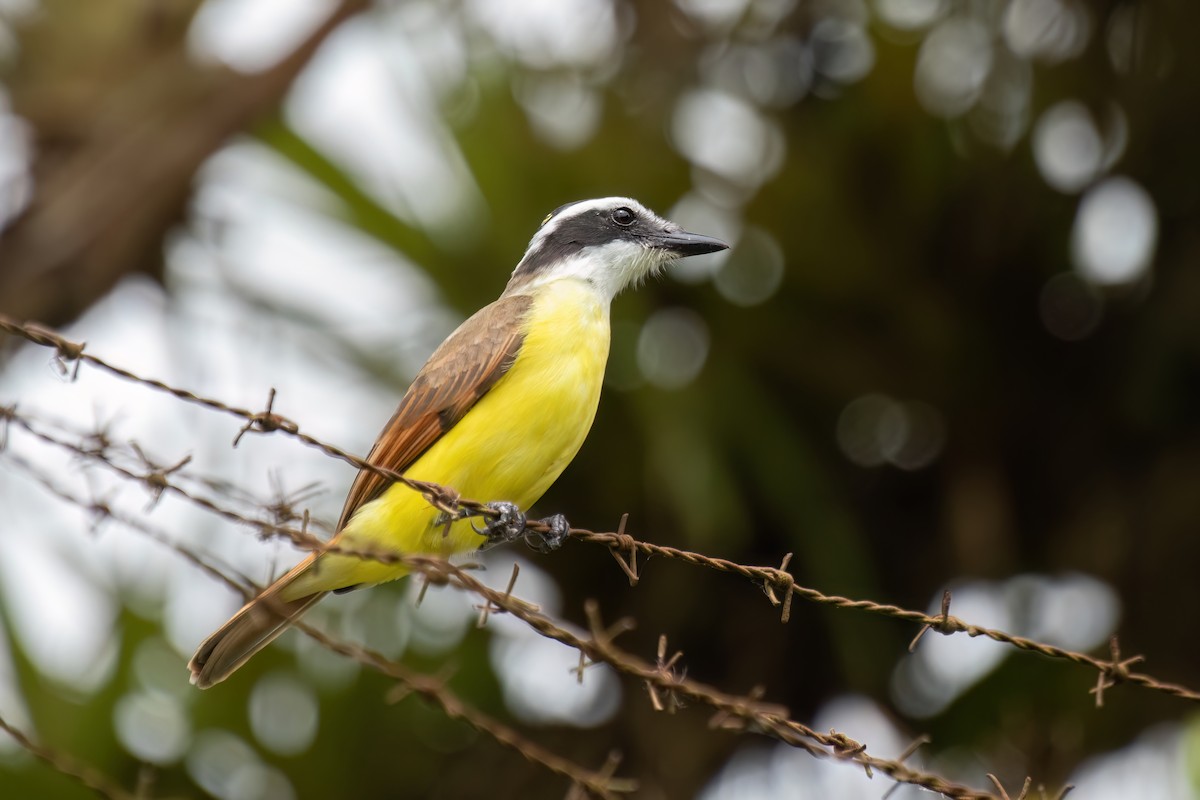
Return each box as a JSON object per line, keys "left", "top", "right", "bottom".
{"left": 188, "top": 197, "right": 728, "bottom": 688}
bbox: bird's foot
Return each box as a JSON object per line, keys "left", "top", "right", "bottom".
{"left": 524, "top": 513, "right": 570, "bottom": 554}
{"left": 473, "top": 504, "right": 570, "bottom": 554}
{"left": 475, "top": 501, "right": 527, "bottom": 549}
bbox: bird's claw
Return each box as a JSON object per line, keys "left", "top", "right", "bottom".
{"left": 476, "top": 501, "right": 527, "bottom": 549}
{"left": 524, "top": 513, "right": 570, "bottom": 554}
{"left": 473, "top": 504, "right": 570, "bottom": 554}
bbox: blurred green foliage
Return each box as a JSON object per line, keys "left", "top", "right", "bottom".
{"left": 3, "top": 1, "right": 1200, "bottom": 799}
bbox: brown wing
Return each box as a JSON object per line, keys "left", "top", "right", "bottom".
{"left": 335, "top": 293, "right": 533, "bottom": 530}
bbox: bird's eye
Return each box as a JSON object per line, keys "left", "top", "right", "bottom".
{"left": 612, "top": 207, "right": 636, "bottom": 226}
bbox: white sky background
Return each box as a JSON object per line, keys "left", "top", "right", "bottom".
{"left": 0, "top": 0, "right": 1189, "bottom": 796}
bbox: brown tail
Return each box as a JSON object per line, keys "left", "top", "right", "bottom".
{"left": 188, "top": 559, "right": 326, "bottom": 689}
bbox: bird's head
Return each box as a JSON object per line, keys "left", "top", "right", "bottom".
{"left": 504, "top": 197, "right": 729, "bottom": 300}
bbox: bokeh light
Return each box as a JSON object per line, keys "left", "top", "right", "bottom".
{"left": 134, "top": 638, "right": 195, "bottom": 698}
{"left": 1033, "top": 100, "right": 1104, "bottom": 193}
{"left": 189, "top": 0, "right": 337, "bottom": 73}
{"left": 967, "top": 48, "right": 1032, "bottom": 150}
{"left": 0, "top": 96, "right": 30, "bottom": 229}
{"left": 675, "top": 0, "right": 753, "bottom": 33}
{"left": 467, "top": 0, "right": 624, "bottom": 70}
{"left": 1071, "top": 176, "right": 1158, "bottom": 285}
{"left": 672, "top": 88, "right": 785, "bottom": 190}
{"left": 1105, "top": 4, "right": 1166, "bottom": 77}
{"left": 1016, "top": 573, "right": 1119, "bottom": 653}
{"left": 285, "top": 18, "right": 485, "bottom": 242}
{"left": 874, "top": 0, "right": 946, "bottom": 32}
{"left": 480, "top": 555, "right": 622, "bottom": 727}
{"left": 1002, "top": 0, "right": 1091, "bottom": 63}
{"left": 514, "top": 74, "right": 603, "bottom": 151}
{"left": 714, "top": 226, "right": 785, "bottom": 307}
{"left": 114, "top": 690, "right": 191, "bottom": 765}
{"left": 892, "top": 581, "right": 1013, "bottom": 717}
{"left": 702, "top": 37, "right": 812, "bottom": 108}
{"left": 893, "top": 574, "right": 1119, "bottom": 717}
{"left": 187, "top": 730, "right": 290, "bottom": 800}
{"left": 491, "top": 634, "right": 622, "bottom": 727}
{"left": 914, "top": 18, "right": 992, "bottom": 117}
{"left": 0, "top": 533, "right": 119, "bottom": 692}
{"left": 248, "top": 673, "right": 320, "bottom": 756}
{"left": 637, "top": 307, "right": 711, "bottom": 390}
{"left": 700, "top": 695, "right": 922, "bottom": 799}
{"left": 667, "top": 192, "right": 740, "bottom": 285}
{"left": 1069, "top": 724, "right": 1197, "bottom": 799}
{"left": 810, "top": 16, "right": 876, "bottom": 87}
{"left": 404, "top": 580, "right": 475, "bottom": 656}
{"left": 836, "top": 394, "right": 946, "bottom": 470}
{"left": 837, "top": 394, "right": 903, "bottom": 468}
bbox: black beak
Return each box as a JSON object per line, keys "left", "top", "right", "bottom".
{"left": 650, "top": 229, "right": 730, "bottom": 257}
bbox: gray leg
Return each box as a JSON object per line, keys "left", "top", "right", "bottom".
{"left": 476, "top": 501, "right": 527, "bottom": 549}
{"left": 525, "top": 513, "right": 570, "bottom": 553}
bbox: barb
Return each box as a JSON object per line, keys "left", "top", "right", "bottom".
{"left": 476, "top": 562, "right": 522, "bottom": 628}
{"left": 985, "top": 774, "right": 1074, "bottom": 800}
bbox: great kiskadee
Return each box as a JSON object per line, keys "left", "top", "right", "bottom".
{"left": 188, "top": 197, "right": 728, "bottom": 688}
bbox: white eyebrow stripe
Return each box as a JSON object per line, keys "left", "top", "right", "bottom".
{"left": 530, "top": 196, "right": 646, "bottom": 247}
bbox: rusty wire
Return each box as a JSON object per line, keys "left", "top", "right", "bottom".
{"left": 0, "top": 312, "right": 1186, "bottom": 798}
{"left": 1, "top": 451, "right": 635, "bottom": 799}
{"left": 1, "top": 312, "right": 1195, "bottom": 708}
{"left": 0, "top": 711, "right": 142, "bottom": 800}
{"left": 0, "top": 314, "right": 494, "bottom": 524}
{"left": 569, "top": 530, "right": 1200, "bottom": 706}
{"left": 3, "top": 433, "right": 1010, "bottom": 800}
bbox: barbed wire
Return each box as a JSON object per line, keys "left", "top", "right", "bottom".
{"left": 0, "top": 313, "right": 1185, "bottom": 798}
{"left": 569, "top": 529, "right": 1199, "bottom": 707}
{"left": 1, "top": 312, "right": 1196, "bottom": 708}
{"left": 0, "top": 449, "right": 635, "bottom": 799}
{"left": 1, "top": 425, "right": 1017, "bottom": 800}
{"left": 0, "top": 314, "right": 495, "bottom": 525}
{"left": 0, "top": 711, "right": 145, "bottom": 800}
{"left": 426, "top": 567, "right": 1015, "bottom": 799}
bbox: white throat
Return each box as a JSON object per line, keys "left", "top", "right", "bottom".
{"left": 514, "top": 239, "right": 666, "bottom": 302}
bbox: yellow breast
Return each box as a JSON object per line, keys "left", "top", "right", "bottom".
{"left": 288, "top": 279, "right": 610, "bottom": 596}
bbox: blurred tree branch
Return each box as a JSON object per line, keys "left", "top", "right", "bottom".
{"left": 0, "top": 0, "right": 366, "bottom": 327}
